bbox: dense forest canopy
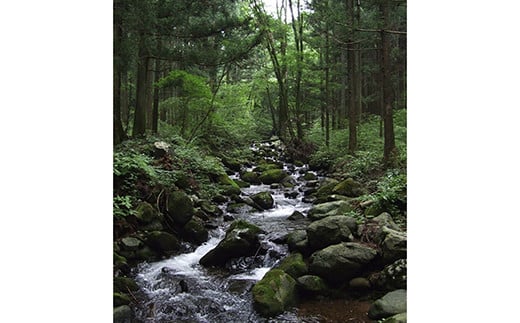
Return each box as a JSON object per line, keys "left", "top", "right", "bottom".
{"left": 114, "top": 0, "right": 406, "bottom": 166}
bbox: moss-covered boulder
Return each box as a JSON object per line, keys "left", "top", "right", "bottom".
{"left": 199, "top": 200, "right": 223, "bottom": 217}
{"left": 276, "top": 253, "right": 308, "bottom": 279}
{"left": 143, "top": 231, "right": 180, "bottom": 255}
{"left": 113, "top": 252, "right": 129, "bottom": 274}
{"left": 259, "top": 169, "right": 289, "bottom": 184}
{"left": 307, "top": 200, "right": 354, "bottom": 221}
{"left": 165, "top": 190, "right": 194, "bottom": 226}
{"left": 303, "top": 172, "right": 317, "bottom": 181}
{"left": 313, "top": 179, "right": 339, "bottom": 200}
{"left": 217, "top": 174, "right": 240, "bottom": 188}
{"left": 240, "top": 171, "right": 261, "bottom": 184}
{"left": 288, "top": 211, "right": 305, "bottom": 221}
{"left": 113, "top": 276, "right": 139, "bottom": 293}
{"left": 199, "top": 220, "right": 263, "bottom": 267}
{"left": 120, "top": 237, "right": 143, "bottom": 251}
{"left": 332, "top": 178, "right": 366, "bottom": 197}
{"left": 296, "top": 275, "right": 329, "bottom": 295}
{"left": 309, "top": 242, "right": 377, "bottom": 283}
{"left": 254, "top": 162, "right": 283, "bottom": 172}
{"left": 226, "top": 202, "right": 254, "bottom": 214}
{"left": 252, "top": 269, "right": 298, "bottom": 317}
{"left": 306, "top": 215, "right": 357, "bottom": 251}
{"left": 135, "top": 201, "right": 159, "bottom": 224}
{"left": 222, "top": 157, "right": 242, "bottom": 172}
{"left": 251, "top": 191, "right": 275, "bottom": 210}
{"left": 368, "top": 289, "right": 407, "bottom": 320}
{"left": 182, "top": 217, "right": 209, "bottom": 244}
{"left": 220, "top": 185, "right": 242, "bottom": 196}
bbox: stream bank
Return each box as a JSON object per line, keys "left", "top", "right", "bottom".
{"left": 114, "top": 138, "right": 407, "bottom": 322}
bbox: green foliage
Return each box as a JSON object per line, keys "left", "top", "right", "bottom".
{"left": 155, "top": 70, "right": 211, "bottom": 99}
{"left": 113, "top": 151, "right": 156, "bottom": 178}
{"left": 113, "top": 195, "right": 137, "bottom": 218}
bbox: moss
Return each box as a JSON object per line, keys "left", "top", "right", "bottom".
{"left": 135, "top": 202, "right": 157, "bottom": 224}
{"left": 113, "top": 276, "right": 139, "bottom": 293}
{"left": 182, "top": 217, "right": 209, "bottom": 244}
{"left": 332, "top": 178, "right": 366, "bottom": 197}
{"left": 276, "top": 253, "right": 308, "bottom": 279}
{"left": 165, "top": 190, "right": 194, "bottom": 226}
{"left": 252, "top": 269, "right": 297, "bottom": 317}
{"left": 259, "top": 169, "right": 288, "bottom": 184}
{"left": 113, "top": 293, "right": 131, "bottom": 307}
{"left": 240, "top": 171, "right": 261, "bottom": 184}
{"left": 217, "top": 174, "right": 240, "bottom": 188}
{"left": 254, "top": 162, "right": 283, "bottom": 172}
{"left": 144, "top": 231, "right": 180, "bottom": 254}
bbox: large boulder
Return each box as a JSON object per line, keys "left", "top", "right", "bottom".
{"left": 309, "top": 242, "right": 377, "bottom": 283}
{"left": 276, "top": 253, "right": 308, "bottom": 279}
{"left": 113, "top": 276, "right": 139, "bottom": 294}
{"left": 332, "top": 178, "right": 366, "bottom": 197}
{"left": 368, "top": 289, "right": 407, "bottom": 320}
{"left": 165, "top": 190, "right": 194, "bottom": 226}
{"left": 307, "top": 200, "right": 354, "bottom": 221}
{"left": 259, "top": 169, "right": 289, "bottom": 184}
{"left": 199, "top": 220, "right": 263, "bottom": 267}
{"left": 357, "top": 212, "right": 401, "bottom": 244}
{"left": 252, "top": 269, "right": 297, "bottom": 317}
{"left": 383, "top": 312, "right": 407, "bottom": 323}
{"left": 306, "top": 215, "right": 357, "bottom": 251}
{"left": 251, "top": 191, "right": 275, "bottom": 210}
{"left": 143, "top": 231, "right": 180, "bottom": 255}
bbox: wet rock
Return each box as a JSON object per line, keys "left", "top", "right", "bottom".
{"left": 381, "top": 227, "right": 407, "bottom": 264}
{"left": 254, "top": 162, "right": 283, "bottom": 172}
{"left": 217, "top": 174, "right": 240, "bottom": 188}
{"left": 259, "top": 169, "right": 289, "bottom": 184}
{"left": 270, "top": 183, "right": 280, "bottom": 189}
{"left": 288, "top": 210, "right": 305, "bottom": 221}
{"left": 143, "top": 231, "right": 180, "bottom": 255}
{"left": 240, "top": 171, "right": 261, "bottom": 184}
{"left": 252, "top": 269, "right": 297, "bottom": 317}
{"left": 120, "top": 237, "right": 142, "bottom": 251}
{"left": 165, "top": 190, "right": 194, "bottom": 226}
{"left": 309, "top": 242, "right": 378, "bottom": 283}
{"left": 296, "top": 275, "right": 329, "bottom": 295}
{"left": 113, "top": 252, "right": 129, "bottom": 275}
{"left": 182, "top": 217, "right": 209, "bottom": 244}
{"left": 226, "top": 202, "right": 254, "bottom": 214}
{"left": 199, "top": 200, "right": 223, "bottom": 217}
{"left": 251, "top": 191, "right": 275, "bottom": 210}
{"left": 224, "top": 214, "right": 234, "bottom": 221}
{"left": 200, "top": 220, "right": 263, "bottom": 267}
{"left": 303, "top": 172, "right": 317, "bottom": 181}
{"left": 284, "top": 191, "right": 299, "bottom": 199}
{"left": 287, "top": 230, "right": 309, "bottom": 254}
{"left": 313, "top": 179, "right": 339, "bottom": 200}
{"left": 212, "top": 194, "right": 228, "bottom": 204}
{"left": 307, "top": 200, "right": 354, "bottom": 221}
{"left": 276, "top": 253, "right": 308, "bottom": 279}
{"left": 306, "top": 215, "right": 357, "bottom": 251}
{"left": 222, "top": 157, "right": 242, "bottom": 172}
{"left": 113, "top": 305, "right": 134, "bottom": 323}
{"left": 368, "top": 289, "right": 407, "bottom": 320}
{"left": 220, "top": 185, "right": 242, "bottom": 196}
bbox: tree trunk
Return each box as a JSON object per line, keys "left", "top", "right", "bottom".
{"left": 113, "top": 0, "right": 127, "bottom": 145}
{"left": 133, "top": 33, "right": 148, "bottom": 137}
{"left": 347, "top": 0, "right": 357, "bottom": 154}
{"left": 381, "top": 0, "right": 397, "bottom": 165}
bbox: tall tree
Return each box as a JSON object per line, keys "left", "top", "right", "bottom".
{"left": 113, "top": 0, "right": 128, "bottom": 145}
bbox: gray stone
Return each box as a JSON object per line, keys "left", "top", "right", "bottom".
{"left": 368, "top": 289, "right": 407, "bottom": 320}
{"left": 252, "top": 269, "right": 297, "bottom": 317}
{"left": 349, "top": 277, "right": 371, "bottom": 290}
{"left": 120, "top": 237, "right": 142, "bottom": 251}
{"left": 306, "top": 215, "right": 357, "bottom": 251}
{"left": 113, "top": 305, "right": 134, "bottom": 323}
{"left": 307, "top": 200, "right": 354, "bottom": 221}
{"left": 384, "top": 312, "right": 407, "bottom": 323}
{"left": 287, "top": 230, "right": 308, "bottom": 254}
{"left": 288, "top": 210, "right": 305, "bottom": 221}
{"left": 251, "top": 191, "right": 275, "bottom": 210}
{"left": 165, "top": 190, "right": 194, "bottom": 226}
{"left": 309, "top": 242, "right": 377, "bottom": 283}
{"left": 297, "top": 275, "right": 329, "bottom": 294}
{"left": 371, "top": 259, "right": 407, "bottom": 290}
{"left": 381, "top": 227, "right": 407, "bottom": 264}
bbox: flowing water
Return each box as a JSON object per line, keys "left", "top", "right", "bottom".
{"left": 131, "top": 141, "right": 322, "bottom": 322}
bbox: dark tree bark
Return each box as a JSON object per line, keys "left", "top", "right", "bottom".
{"left": 113, "top": 0, "right": 127, "bottom": 145}
{"left": 132, "top": 33, "right": 148, "bottom": 137}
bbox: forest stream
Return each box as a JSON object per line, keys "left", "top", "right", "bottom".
{"left": 129, "top": 141, "right": 375, "bottom": 322}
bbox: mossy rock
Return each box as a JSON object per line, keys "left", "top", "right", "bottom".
{"left": 288, "top": 211, "right": 305, "bottom": 221}
{"left": 313, "top": 179, "right": 339, "bottom": 199}
{"left": 135, "top": 202, "right": 158, "bottom": 224}
{"left": 368, "top": 289, "right": 407, "bottom": 320}
{"left": 251, "top": 191, "right": 274, "bottom": 210}
{"left": 287, "top": 230, "right": 309, "bottom": 254}
{"left": 254, "top": 162, "right": 283, "bottom": 172}
{"left": 234, "top": 179, "right": 251, "bottom": 188}
{"left": 220, "top": 185, "right": 242, "bottom": 196}
{"left": 182, "top": 217, "right": 209, "bottom": 244}
{"left": 276, "top": 253, "right": 308, "bottom": 279}
{"left": 306, "top": 215, "right": 357, "bottom": 251}
{"left": 135, "top": 245, "right": 160, "bottom": 262}
{"left": 199, "top": 220, "right": 262, "bottom": 267}
{"left": 120, "top": 237, "right": 143, "bottom": 251}
{"left": 113, "top": 292, "right": 131, "bottom": 307}
{"left": 240, "top": 171, "right": 261, "bottom": 184}
{"left": 332, "top": 178, "right": 366, "bottom": 197}
{"left": 259, "top": 169, "right": 289, "bottom": 185}
{"left": 113, "top": 276, "right": 139, "bottom": 293}
{"left": 226, "top": 202, "right": 254, "bottom": 214}
{"left": 217, "top": 174, "right": 240, "bottom": 188}
{"left": 212, "top": 194, "right": 228, "bottom": 204}
{"left": 222, "top": 157, "right": 242, "bottom": 172}
{"left": 303, "top": 172, "right": 317, "bottom": 181}
{"left": 143, "top": 231, "right": 180, "bottom": 254}
{"left": 383, "top": 312, "right": 407, "bottom": 323}
{"left": 307, "top": 200, "right": 354, "bottom": 221}
{"left": 200, "top": 200, "right": 223, "bottom": 217}
{"left": 165, "top": 190, "right": 194, "bottom": 226}
{"left": 252, "top": 269, "right": 298, "bottom": 317}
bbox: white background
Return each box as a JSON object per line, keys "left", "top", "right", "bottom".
{"left": 1, "top": 0, "right": 519, "bottom": 321}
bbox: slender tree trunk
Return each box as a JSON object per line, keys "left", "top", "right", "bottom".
{"left": 133, "top": 33, "right": 148, "bottom": 137}
{"left": 325, "top": 29, "right": 330, "bottom": 147}
{"left": 152, "top": 58, "right": 160, "bottom": 133}
{"left": 381, "top": 0, "right": 397, "bottom": 165}
{"left": 121, "top": 72, "right": 129, "bottom": 130}
{"left": 113, "top": 0, "right": 127, "bottom": 145}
